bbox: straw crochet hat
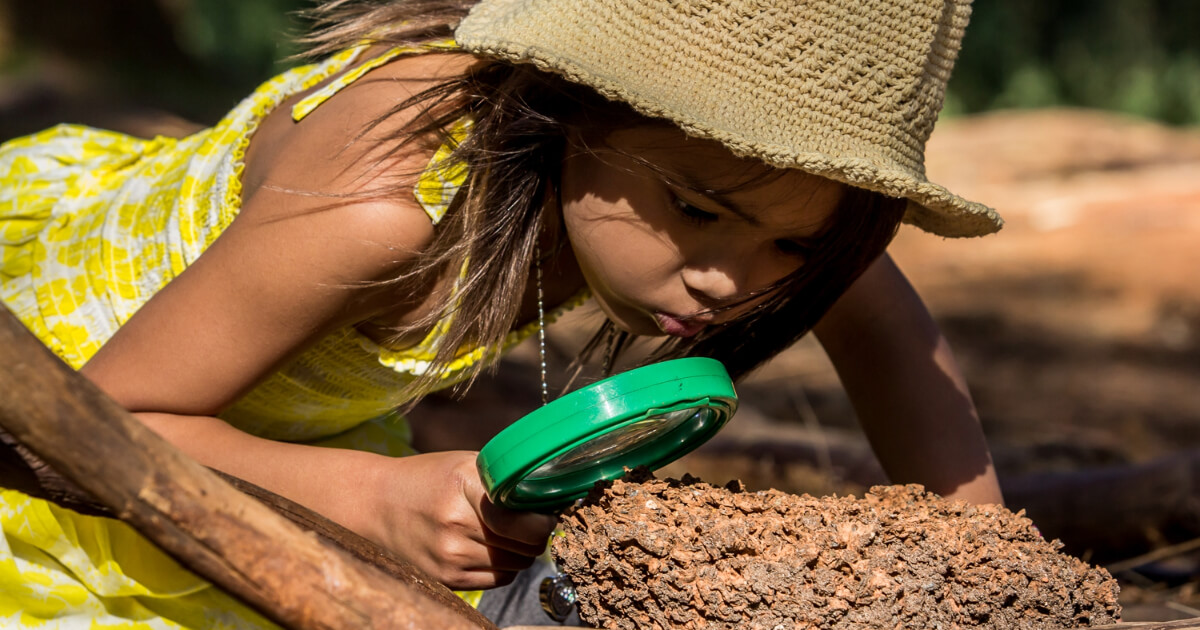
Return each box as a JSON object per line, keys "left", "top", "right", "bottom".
{"left": 455, "top": 0, "right": 1001, "bottom": 238}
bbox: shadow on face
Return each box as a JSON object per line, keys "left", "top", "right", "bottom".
{"left": 558, "top": 124, "right": 846, "bottom": 335}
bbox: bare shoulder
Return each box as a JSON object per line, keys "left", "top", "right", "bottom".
{"left": 239, "top": 49, "right": 482, "bottom": 268}
{"left": 81, "top": 51, "right": 486, "bottom": 414}
{"left": 242, "top": 48, "right": 480, "bottom": 189}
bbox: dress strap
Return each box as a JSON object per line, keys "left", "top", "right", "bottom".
{"left": 288, "top": 38, "right": 468, "bottom": 225}
{"left": 291, "top": 38, "right": 459, "bottom": 122}
{"left": 413, "top": 117, "right": 473, "bottom": 225}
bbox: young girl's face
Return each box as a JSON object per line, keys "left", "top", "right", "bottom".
{"left": 559, "top": 126, "right": 844, "bottom": 338}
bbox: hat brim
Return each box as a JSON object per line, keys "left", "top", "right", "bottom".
{"left": 725, "top": 144, "right": 1004, "bottom": 238}
{"left": 456, "top": 0, "right": 1003, "bottom": 238}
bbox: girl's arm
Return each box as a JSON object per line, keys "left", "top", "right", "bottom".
{"left": 813, "top": 253, "right": 1004, "bottom": 505}
{"left": 80, "top": 51, "right": 553, "bottom": 588}
{"left": 134, "top": 412, "right": 553, "bottom": 589}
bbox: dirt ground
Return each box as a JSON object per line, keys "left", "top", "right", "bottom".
{"left": 555, "top": 472, "right": 1120, "bottom": 630}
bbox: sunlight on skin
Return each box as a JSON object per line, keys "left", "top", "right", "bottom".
{"left": 559, "top": 126, "right": 844, "bottom": 339}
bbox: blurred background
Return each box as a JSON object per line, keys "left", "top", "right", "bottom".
{"left": 2, "top": 0, "right": 1198, "bottom": 622}
{"left": 4, "top": 0, "right": 1200, "bottom": 136}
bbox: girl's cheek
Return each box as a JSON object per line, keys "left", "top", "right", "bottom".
{"left": 761, "top": 256, "right": 805, "bottom": 289}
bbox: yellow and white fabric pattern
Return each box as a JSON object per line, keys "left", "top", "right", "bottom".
{"left": 0, "top": 41, "right": 582, "bottom": 627}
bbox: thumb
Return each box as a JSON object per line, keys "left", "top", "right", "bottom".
{"left": 477, "top": 496, "right": 558, "bottom": 553}
{"left": 458, "top": 456, "right": 558, "bottom": 553}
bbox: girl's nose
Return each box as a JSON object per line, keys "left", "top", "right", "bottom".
{"left": 680, "top": 264, "right": 744, "bottom": 305}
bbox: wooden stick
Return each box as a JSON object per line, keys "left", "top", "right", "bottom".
{"left": 0, "top": 430, "right": 496, "bottom": 626}
{"left": 695, "top": 436, "right": 1200, "bottom": 563}
{"left": 1116, "top": 619, "right": 1200, "bottom": 628}
{"left": 1106, "top": 537, "right": 1200, "bottom": 574}
{"left": 0, "top": 306, "right": 496, "bottom": 630}
{"left": 0, "top": 425, "right": 111, "bottom": 516}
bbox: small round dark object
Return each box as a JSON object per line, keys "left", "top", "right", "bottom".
{"left": 539, "top": 573, "right": 577, "bottom": 622}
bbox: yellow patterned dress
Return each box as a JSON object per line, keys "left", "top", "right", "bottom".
{"left": 0, "top": 42, "right": 585, "bottom": 628}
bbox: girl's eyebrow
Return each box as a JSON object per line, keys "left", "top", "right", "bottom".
{"left": 673, "top": 169, "right": 831, "bottom": 245}
{"left": 674, "top": 172, "right": 763, "bottom": 227}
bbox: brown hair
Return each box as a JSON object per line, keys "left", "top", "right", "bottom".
{"left": 297, "top": 0, "right": 907, "bottom": 402}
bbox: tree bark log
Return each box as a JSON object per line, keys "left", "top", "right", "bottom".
{"left": 1117, "top": 620, "right": 1200, "bottom": 628}
{"left": 0, "top": 429, "right": 496, "bottom": 626}
{"left": 696, "top": 436, "right": 1200, "bottom": 564}
{"left": 0, "top": 305, "right": 496, "bottom": 630}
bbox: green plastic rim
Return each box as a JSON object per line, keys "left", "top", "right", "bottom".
{"left": 476, "top": 357, "right": 737, "bottom": 512}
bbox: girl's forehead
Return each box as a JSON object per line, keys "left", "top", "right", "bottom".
{"left": 604, "top": 125, "right": 845, "bottom": 220}
{"left": 607, "top": 126, "right": 831, "bottom": 182}
{"left": 605, "top": 125, "right": 747, "bottom": 165}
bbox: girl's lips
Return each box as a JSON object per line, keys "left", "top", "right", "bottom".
{"left": 654, "top": 312, "right": 707, "bottom": 338}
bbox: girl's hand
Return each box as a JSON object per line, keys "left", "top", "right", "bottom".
{"left": 129, "top": 414, "right": 553, "bottom": 591}
{"left": 367, "top": 451, "right": 557, "bottom": 590}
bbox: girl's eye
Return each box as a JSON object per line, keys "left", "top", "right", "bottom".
{"left": 674, "top": 198, "right": 719, "bottom": 224}
{"left": 774, "top": 239, "right": 811, "bottom": 259}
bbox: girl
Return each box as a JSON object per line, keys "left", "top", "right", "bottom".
{"left": 0, "top": 0, "right": 1003, "bottom": 626}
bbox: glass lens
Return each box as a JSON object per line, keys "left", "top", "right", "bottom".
{"left": 524, "top": 407, "right": 714, "bottom": 480}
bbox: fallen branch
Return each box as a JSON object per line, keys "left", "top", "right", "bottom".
{"left": 0, "top": 430, "right": 493, "bottom": 625}
{"left": 0, "top": 424, "right": 110, "bottom": 516}
{"left": 0, "top": 305, "right": 496, "bottom": 630}
{"left": 695, "top": 435, "right": 1200, "bottom": 563}
{"left": 1106, "top": 537, "right": 1200, "bottom": 575}
{"left": 1114, "top": 619, "right": 1200, "bottom": 628}
{"left": 1002, "top": 452, "right": 1200, "bottom": 561}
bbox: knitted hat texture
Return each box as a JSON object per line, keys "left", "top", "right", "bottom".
{"left": 456, "top": 0, "right": 1002, "bottom": 237}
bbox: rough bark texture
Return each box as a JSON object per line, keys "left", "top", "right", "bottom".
{"left": 554, "top": 470, "right": 1120, "bottom": 630}
{"left": 0, "top": 425, "right": 492, "bottom": 623}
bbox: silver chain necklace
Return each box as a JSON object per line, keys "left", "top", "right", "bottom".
{"left": 536, "top": 244, "right": 581, "bottom": 622}
{"left": 535, "top": 242, "right": 549, "bottom": 406}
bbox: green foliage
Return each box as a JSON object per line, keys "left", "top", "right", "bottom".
{"left": 171, "top": 0, "right": 308, "bottom": 82}
{"left": 948, "top": 0, "right": 1200, "bottom": 125}
{"left": 178, "top": 0, "right": 1198, "bottom": 125}
{"left": 4, "top": 0, "right": 1198, "bottom": 126}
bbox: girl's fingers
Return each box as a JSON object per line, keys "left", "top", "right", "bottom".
{"left": 454, "top": 568, "right": 523, "bottom": 591}
{"left": 480, "top": 546, "right": 540, "bottom": 573}
{"left": 477, "top": 497, "right": 558, "bottom": 548}
{"left": 440, "top": 548, "right": 535, "bottom": 590}
{"left": 480, "top": 526, "right": 550, "bottom": 558}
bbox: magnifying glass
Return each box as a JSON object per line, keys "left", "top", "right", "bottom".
{"left": 476, "top": 357, "right": 737, "bottom": 513}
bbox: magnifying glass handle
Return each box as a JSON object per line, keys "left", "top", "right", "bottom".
{"left": 538, "top": 572, "right": 577, "bottom": 622}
